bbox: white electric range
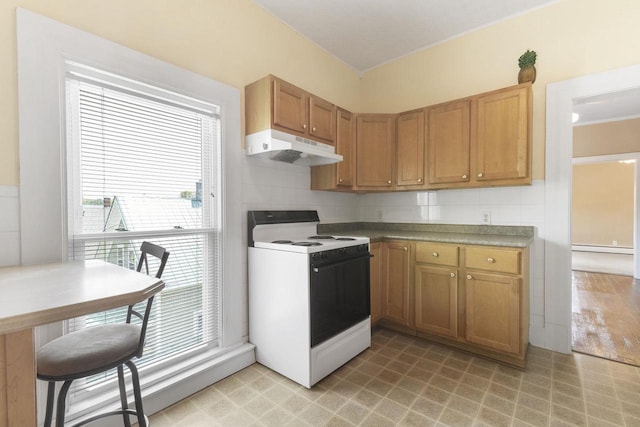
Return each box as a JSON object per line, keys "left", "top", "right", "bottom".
{"left": 247, "top": 210, "right": 371, "bottom": 388}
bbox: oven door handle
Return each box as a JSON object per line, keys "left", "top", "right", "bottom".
{"left": 312, "top": 254, "right": 372, "bottom": 273}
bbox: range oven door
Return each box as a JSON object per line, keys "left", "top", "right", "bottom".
{"left": 310, "top": 252, "right": 371, "bottom": 347}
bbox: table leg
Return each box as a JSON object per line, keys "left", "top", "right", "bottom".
{"left": 0, "top": 329, "right": 36, "bottom": 427}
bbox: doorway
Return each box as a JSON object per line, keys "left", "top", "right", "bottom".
{"left": 570, "top": 150, "right": 640, "bottom": 364}
{"left": 545, "top": 63, "right": 640, "bottom": 355}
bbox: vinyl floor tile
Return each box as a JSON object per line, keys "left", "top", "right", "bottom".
{"left": 148, "top": 329, "right": 640, "bottom": 426}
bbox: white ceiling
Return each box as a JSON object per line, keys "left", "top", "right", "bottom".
{"left": 253, "top": 0, "right": 640, "bottom": 124}
{"left": 252, "top": 0, "right": 558, "bottom": 73}
{"left": 573, "top": 88, "right": 640, "bottom": 125}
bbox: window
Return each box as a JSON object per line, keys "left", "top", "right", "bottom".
{"left": 17, "top": 10, "right": 247, "bottom": 420}
{"left": 64, "top": 63, "right": 221, "bottom": 402}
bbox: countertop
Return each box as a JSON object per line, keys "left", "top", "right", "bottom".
{"left": 318, "top": 222, "right": 534, "bottom": 248}
{"left": 0, "top": 259, "right": 164, "bottom": 335}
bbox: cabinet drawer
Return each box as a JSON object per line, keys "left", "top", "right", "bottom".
{"left": 415, "top": 242, "right": 459, "bottom": 266}
{"left": 465, "top": 246, "right": 521, "bottom": 274}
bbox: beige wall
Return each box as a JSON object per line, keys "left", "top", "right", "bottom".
{"left": 574, "top": 118, "right": 640, "bottom": 157}
{"left": 3, "top": 0, "right": 640, "bottom": 186}
{"left": 571, "top": 162, "right": 634, "bottom": 247}
{"left": 0, "top": 0, "right": 361, "bottom": 186}
{"left": 359, "top": 0, "right": 640, "bottom": 180}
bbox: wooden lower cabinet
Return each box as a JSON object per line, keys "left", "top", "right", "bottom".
{"left": 381, "top": 241, "right": 411, "bottom": 327}
{"left": 380, "top": 240, "right": 529, "bottom": 368}
{"left": 369, "top": 242, "right": 383, "bottom": 326}
{"left": 415, "top": 265, "right": 458, "bottom": 338}
{"left": 465, "top": 271, "right": 521, "bottom": 354}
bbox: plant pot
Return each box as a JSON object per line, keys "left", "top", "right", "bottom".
{"left": 518, "top": 65, "right": 536, "bottom": 84}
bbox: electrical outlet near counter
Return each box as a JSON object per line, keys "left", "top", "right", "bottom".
{"left": 481, "top": 211, "right": 491, "bottom": 225}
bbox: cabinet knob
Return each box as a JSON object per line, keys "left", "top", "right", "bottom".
{"left": 450, "top": 272, "right": 455, "bottom": 278}
{"left": 312, "top": 127, "right": 317, "bottom": 132}
{"left": 404, "top": 247, "right": 408, "bottom": 251}
{"left": 432, "top": 252, "right": 439, "bottom": 257}
{"left": 302, "top": 124, "right": 307, "bottom": 129}
{"left": 466, "top": 274, "right": 473, "bottom": 280}
{"left": 418, "top": 178, "right": 422, "bottom": 183}
{"left": 387, "top": 180, "right": 392, "bottom": 184}
{"left": 477, "top": 172, "right": 484, "bottom": 178}
{"left": 338, "top": 178, "right": 343, "bottom": 183}
{"left": 487, "top": 257, "right": 495, "bottom": 263}
{"left": 462, "top": 174, "right": 468, "bottom": 179}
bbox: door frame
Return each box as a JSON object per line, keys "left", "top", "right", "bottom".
{"left": 545, "top": 63, "right": 640, "bottom": 353}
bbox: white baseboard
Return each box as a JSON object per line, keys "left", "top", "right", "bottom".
{"left": 572, "top": 245, "right": 634, "bottom": 255}
{"left": 65, "top": 343, "right": 256, "bottom": 427}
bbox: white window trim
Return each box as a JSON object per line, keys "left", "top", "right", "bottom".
{"left": 16, "top": 8, "right": 254, "bottom": 424}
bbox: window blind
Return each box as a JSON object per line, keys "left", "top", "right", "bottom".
{"left": 65, "top": 76, "right": 221, "bottom": 399}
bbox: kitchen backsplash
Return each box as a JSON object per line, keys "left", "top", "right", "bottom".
{"left": 241, "top": 151, "right": 544, "bottom": 231}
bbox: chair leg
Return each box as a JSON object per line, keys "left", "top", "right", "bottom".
{"left": 43, "top": 381, "right": 56, "bottom": 427}
{"left": 117, "top": 365, "right": 131, "bottom": 427}
{"left": 126, "top": 360, "right": 146, "bottom": 427}
{"left": 55, "top": 380, "right": 73, "bottom": 427}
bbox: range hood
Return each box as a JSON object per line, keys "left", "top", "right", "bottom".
{"left": 245, "top": 129, "right": 343, "bottom": 166}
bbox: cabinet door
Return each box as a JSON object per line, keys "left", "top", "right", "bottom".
{"left": 473, "top": 86, "right": 530, "bottom": 182}
{"left": 310, "top": 107, "right": 354, "bottom": 190}
{"left": 415, "top": 265, "right": 458, "bottom": 337}
{"left": 427, "top": 100, "right": 471, "bottom": 185}
{"left": 396, "top": 110, "right": 426, "bottom": 187}
{"left": 336, "top": 108, "right": 355, "bottom": 187}
{"left": 272, "top": 78, "right": 308, "bottom": 134}
{"left": 309, "top": 96, "right": 336, "bottom": 143}
{"left": 369, "top": 242, "right": 383, "bottom": 325}
{"left": 465, "top": 271, "right": 521, "bottom": 354}
{"left": 356, "top": 114, "right": 395, "bottom": 188}
{"left": 382, "top": 241, "right": 410, "bottom": 326}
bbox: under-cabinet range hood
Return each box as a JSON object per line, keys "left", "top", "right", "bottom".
{"left": 245, "top": 129, "right": 343, "bottom": 166}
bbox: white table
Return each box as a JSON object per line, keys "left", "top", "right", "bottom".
{"left": 0, "top": 260, "right": 164, "bottom": 427}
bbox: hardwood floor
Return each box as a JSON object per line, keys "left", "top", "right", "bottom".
{"left": 572, "top": 270, "right": 640, "bottom": 366}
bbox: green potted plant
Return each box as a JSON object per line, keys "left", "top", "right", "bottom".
{"left": 518, "top": 49, "right": 537, "bottom": 84}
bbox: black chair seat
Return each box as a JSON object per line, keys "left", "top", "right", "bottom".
{"left": 38, "top": 324, "right": 142, "bottom": 380}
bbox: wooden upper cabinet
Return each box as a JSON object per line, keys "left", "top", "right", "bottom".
{"left": 396, "top": 109, "right": 426, "bottom": 187}
{"left": 472, "top": 84, "right": 531, "bottom": 184}
{"left": 311, "top": 107, "right": 355, "bottom": 190}
{"left": 427, "top": 100, "right": 471, "bottom": 186}
{"left": 309, "top": 96, "right": 336, "bottom": 142}
{"left": 356, "top": 114, "right": 395, "bottom": 188}
{"left": 245, "top": 75, "right": 336, "bottom": 144}
{"left": 335, "top": 108, "right": 355, "bottom": 186}
{"left": 272, "top": 78, "right": 309, "bottom": 134}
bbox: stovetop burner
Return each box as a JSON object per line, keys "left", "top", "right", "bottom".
{"left": 291, "top": 241, "right": 322, "bottom": 247}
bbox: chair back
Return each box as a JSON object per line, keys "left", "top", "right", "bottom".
{"left": 129, "top": 241, "right": 169, "bottom": 357}
{"left": 136, "top": 241, "right": 170, "bottom": 278}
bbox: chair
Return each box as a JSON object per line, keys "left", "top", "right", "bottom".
{"left": 37, "top": 241, "right": 169, "bottom": 427}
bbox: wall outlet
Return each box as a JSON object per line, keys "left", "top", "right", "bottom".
{"left": 613, "top": 240, "right": 618, "bottom": 246}
{"left": 481, "top": 211, "right": 491, "bottom": 225}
